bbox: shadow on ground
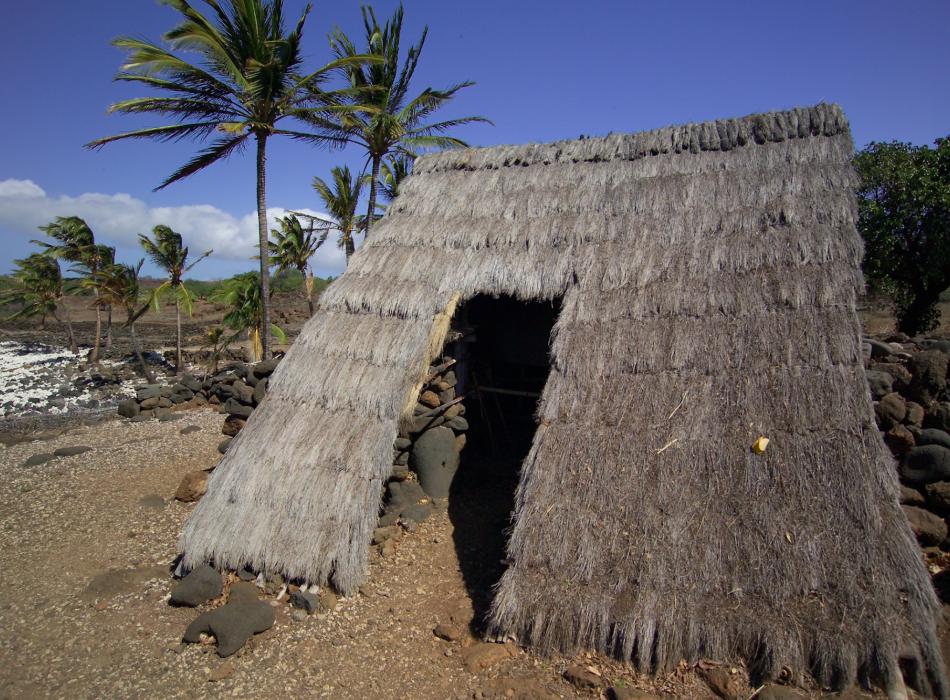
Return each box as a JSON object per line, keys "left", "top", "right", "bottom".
{"left": 448, "top": 455, "right": 520, "bottom": 635}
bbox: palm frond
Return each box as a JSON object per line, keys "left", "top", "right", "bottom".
{"left": 156, "top": 134, "right": 249, "bottom": 190}
{"left": 85, "top": 122, "right": 222, "bottom": 149}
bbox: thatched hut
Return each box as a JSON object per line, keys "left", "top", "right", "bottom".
{"left": 180, "top": 104, "right": 945, "bottom": 695}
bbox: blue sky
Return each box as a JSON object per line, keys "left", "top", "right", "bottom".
{"left": 2, "top": 0, "right": 948, "bottom": 279}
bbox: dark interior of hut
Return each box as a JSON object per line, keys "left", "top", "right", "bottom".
{"left": 447, "top": 294, "right": 561, "bottom": 630}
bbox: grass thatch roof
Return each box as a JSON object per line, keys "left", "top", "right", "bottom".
{"left": 179, "top": 103, "right": 945, "bottom": 695}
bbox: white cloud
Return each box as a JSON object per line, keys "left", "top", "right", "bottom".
{"left": 0, "top": 178, "right": 45, "bottom": 198}
{"left": 0, "top": 178, "right": 348, "bottom": 277}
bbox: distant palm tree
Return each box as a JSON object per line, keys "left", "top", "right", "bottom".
{"left": 213, "top": 272, "right": 287, "bottom": 362}
{"left": 88, "top": 261, "right": 155, "bottom": 383}
{"left": 268, "top": 214, "right": 327, "bottom": 316}
{"left": 33, "top": 216, "right": 114, "bottom": 363}
{"left": 1, "top": 254, "right": 78, "bottom": 353}
{"left": 329, "top": 4, "right": 489, "bottom": 237}
{"left": 86, "top": 0, "right": 376, "bottom": 360}
{"left": 139, "top": 225, "right": 211, "bottom": 373}
{"left": 199, "top": 326, "right": 232, "bottom": 377}
{"left": 312, "top": 166, "right": 365, "bottom": 264}
{"left": 378, "top": 153, "right": 413, "bottom": 207}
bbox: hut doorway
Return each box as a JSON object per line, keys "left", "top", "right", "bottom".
{"left": 446, "top": 294, "right": 561, "bottom": 631}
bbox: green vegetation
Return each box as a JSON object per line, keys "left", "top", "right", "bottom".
{"left": 1, "top": 254, "right": 78, "bottom": 353}
{"left": 86, "top": 0, "right": 377, "bottom": 361}
{"left": 181, "top": 271, "right": 332, "bottom": 300}
{"left": 328, "top": 5, "right": 489, "bottom": 236}
{"left": 856, "top": 135, "right": 950, "bottom": 335}
{"left": 379, "top": 153, "right": 413, "bottom": 206}
{"left": 33, "top": 216, "right": 114, "bottom": 363}
{"left": 213, "top": 272, "right": 287, "bottom": 362}
{"left": 139, "top": 225, "right": 211, "bottom": 371}
{"left": 199, "top": 326, "right": 232, "bottom": 376}
{"left": 269, "top": 214, "right": 328, "bottom": 316}
{"left": 180, "top": 278, "right": 226, "bottom": 300}
{"left": 88, "top": 261, "right": 155, "bottom": 382}
{"left": 312, "top": 166, "right": 365, "bottom": 264}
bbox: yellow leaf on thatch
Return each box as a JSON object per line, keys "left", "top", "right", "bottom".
{"left": 752, "top": 436, "right": 769, "bottom": 454}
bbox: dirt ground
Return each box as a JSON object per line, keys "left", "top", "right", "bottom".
{"left": 0, "top": 407, "right": 917, "bottom": 699}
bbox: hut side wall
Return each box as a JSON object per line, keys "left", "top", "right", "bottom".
{"left": 178, "top": 104, "right": 945, "bottom": 695}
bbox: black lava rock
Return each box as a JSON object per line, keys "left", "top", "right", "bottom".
{"left": 865, "top": 370, "right": 894, "bottom": 400}
{"left": 170, "top": 563, "right": 223, "bottom": 607}
{"left": 901, "top": 444, "right": 950, "bottom": 484}
{"left": 410, "top": 426, "right": 459, "bottom": 499}
{"left": 182, "top": 599, "right": 275, "bottom": 657}
{"left": 53, "top": 445, "right": 93, "bottom": 457}
{"left": 917, "top": 429, "right": 950, "bottom": 450}
{"left": 22, "top": 453, "right": 55, "bottom": 467}
{"left": 117, "top": 399, "right": 140, "bottom": 418}
{"left": 289, "top": 590, "right": 318, "bottom": 614}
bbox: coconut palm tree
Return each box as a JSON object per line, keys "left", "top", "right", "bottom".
{"left": 33, "top": 216, "right": 114, "bottom": 363}
{"left": 139, "top": 225, "right": 211, "bottom": 373}
{"left": 86, "top": 0, "right": 376, "bottom": 360}
{"left": 199, "top": 326, "right": 232, "bottom": 377}
{"left": 212, "top": 272, "right": 286, "bottom": 362}
{"left": 328, "top": 4, "right": 489, "bottom": 237}
{"left": 1, "top": 254, "right": 78, "bottom": 353}
{"left": 268, "top": 214, "right": 327, "bottom": 316}
{"left": 312, "top": 166, "right": 366, "bottom": 264}
{"left": 378, "top": 152, "right": 413, "bottom": 206}
{"left": 88, "top": 261, "right": 156, "bottom": 383}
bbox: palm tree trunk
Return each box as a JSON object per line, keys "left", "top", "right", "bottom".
{"left": 303, "top": 266, "right": 315, "bottom": 317}
{"left": 175, "top": 297, "right": 182, "bottom": 374}
{"left": 250, "top": 327, "right": 262, "bottom": 363}
{"left": 58, "top": 304, "right": 77, "bottom": 354}
{"left": 130, "top": 321, "right": 155, "bottom": 383}
{"left": 105, "top": 304, "right": 113, "bottom": 350}
{"left": 365, "top": 154, "right": 381, "bottom": 239}
{"left": 344, "top": 231, "right": 355, "bottom": 264}
{"left": 256, "top": 132, "right": 271, "bottom": 360}
{"left": 90, "top": 292, "right": 102, "bottom": 364}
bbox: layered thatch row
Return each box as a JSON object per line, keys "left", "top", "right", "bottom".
{"left": 179, "top": 103, "right": 945, "bottom": 695}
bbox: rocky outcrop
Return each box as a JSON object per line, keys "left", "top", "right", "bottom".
{"left": 375, "top": 358, "right": 470, "bottom": 531}
{"left": 117, "top": 358, "right": 282, "bottom": 429}
{"left": 866, "top": 334, "right": 950, "bottom": 554}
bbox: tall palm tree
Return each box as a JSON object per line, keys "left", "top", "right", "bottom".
{"left": 268, "top": 214, "right": 327, "bottom": 316}
{"left": 212, "top": 272, "right": 286, "bottom": 362}
{"left": 1, "top": 254, "right": 78, "bottom": 353}
{"left": 33, "top": 216, "right": 113, "bottom": 363}
{"left": 88, "top": 261, "right": 156, "bottom": 383}
{"left": 86, "top": 0, "right": 375, "bottom": 360}
{"left": 139, "top": 225, "right": 211, "bottom": 373}
{"left": 329, "top": 4, "right": 489, "bottom": 237}
{"left": 312, "top": 166, "right": 365, "bottom": 264}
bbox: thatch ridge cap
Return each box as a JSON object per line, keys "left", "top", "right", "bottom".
{"left": 414, "top": 103, "right": 848, "bottom": 173}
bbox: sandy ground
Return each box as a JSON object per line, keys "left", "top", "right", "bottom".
{"left": 0, "top": 409, "right": 921, "bottom": 699}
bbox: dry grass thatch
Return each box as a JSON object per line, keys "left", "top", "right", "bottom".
{"left": 179, "top": 103, "right": 946, "bottom": 696}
